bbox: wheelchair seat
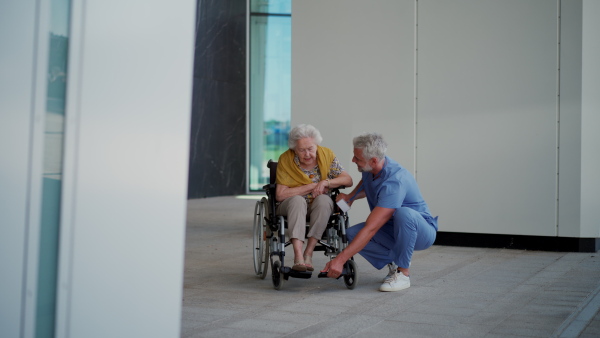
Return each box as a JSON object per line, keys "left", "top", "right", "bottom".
{"left": 252, "top": 160, "right": 358, "bottom": 290}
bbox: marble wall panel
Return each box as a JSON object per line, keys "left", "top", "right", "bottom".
{"left": 188, "top": 0, "right": 246, "bottom": 198}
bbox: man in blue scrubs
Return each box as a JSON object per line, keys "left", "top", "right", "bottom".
{"left": 322, "top": 132, "right": 438, "bottom": 291}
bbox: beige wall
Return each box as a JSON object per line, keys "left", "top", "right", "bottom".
{"left": 292, "top": 0, "right": 599, "bottom": 238}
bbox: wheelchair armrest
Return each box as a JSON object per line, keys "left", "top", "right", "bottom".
{"left": 330, "top": 186, "right": 346, "bottom": 197}
{"left": 262, "top": 183, "right": 277, "bottom": 191}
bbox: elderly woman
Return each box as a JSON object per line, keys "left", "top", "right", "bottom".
{"left": 276, "top": 124, "right": 353, "bottom": 272}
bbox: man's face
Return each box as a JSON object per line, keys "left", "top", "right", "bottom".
{"left": 352, "top": 148, "right": 372, "bottom": 172}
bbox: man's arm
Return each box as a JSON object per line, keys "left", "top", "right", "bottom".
{"left": 336, "top": 179, "right": 365, "bottom": 206}
{"left": 330, "top": 170, "right": 353, "bottom": 189}
{"left": 322, "top": 206, "right": 395, "bottom": 277}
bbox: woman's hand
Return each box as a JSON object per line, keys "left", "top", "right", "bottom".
{"left": 311, "top": 180, "right": 329, "bottom": 197}
{"left": 276, "top": 182, "right": 317, "bottom": 202}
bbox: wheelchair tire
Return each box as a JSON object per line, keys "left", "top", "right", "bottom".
{"left": 253, "top": 199, "right": 269, "bottom": 279}
{"left": 272, "top": 260, "right": 284, "bottom": 290}
{"left": 343, "top": 259, "right": 358, "bottom": 290}
{"left": 259, "top": 198, "right": 270, "bottom": 279}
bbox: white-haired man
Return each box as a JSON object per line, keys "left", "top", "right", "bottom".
{"left": 322, "top": 132, "right": 438, "bottom": 291}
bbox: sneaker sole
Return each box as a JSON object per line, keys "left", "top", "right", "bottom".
{"left": 379, "top": 284, "right": 410, "bottom": 292}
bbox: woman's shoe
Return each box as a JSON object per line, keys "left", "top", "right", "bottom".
{"left": 292, "top": 261, "right": 307, "bottom": 272}
{"left": 303, "top": 255, "right": 314, "bottom": 271}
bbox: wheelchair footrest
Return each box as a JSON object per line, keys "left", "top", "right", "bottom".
{"left": 282, "top": 267, "right": 313, "bottom": 279}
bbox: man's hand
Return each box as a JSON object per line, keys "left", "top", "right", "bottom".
{"left": 321, "top": 257, "right": 345, "bottom": 278}
{"left": 336, "top": 193, "right": 353, "bottom": 206}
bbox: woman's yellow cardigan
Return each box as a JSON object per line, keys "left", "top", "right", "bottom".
{"left": 275, "top": 146, "right": 335, "bottom": 188}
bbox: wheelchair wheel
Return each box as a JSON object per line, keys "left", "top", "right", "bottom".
{"left": 272, "top": 260, "right": 284, "bottom": 290}
{"left": 343, "top": 259, "right": 358, "bottom": 290}
{"left": 253, "top": 199, "right": 269, "bottom": 279}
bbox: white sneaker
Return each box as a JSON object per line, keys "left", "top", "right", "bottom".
{"left": 383, "top": 263, "right": 397, "bottom": 282}
{"left": 379, "top": 270, "right": 410, "bottom": 292}
{"left": 382, "top": 262, "right": 410, "bottom": 282}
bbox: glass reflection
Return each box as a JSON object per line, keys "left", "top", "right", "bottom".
{"left": 36, "top": 0, "right": 70, "bottom": 336}
{"left": 249, "top": 0, "right": 291, "bottom": 191}
{"left": 251, "top": 0, "right": 291, "bottom": 14}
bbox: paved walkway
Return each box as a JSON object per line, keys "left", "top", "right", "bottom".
{"left": 182, "top": 196, "right": 600, "bottom": 337}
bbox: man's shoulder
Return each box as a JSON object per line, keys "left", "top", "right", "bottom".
{"left": 384, "top": 157, "right": 417, "bottom": 184}
{"left": 384, "top": 156, "right": 404, "bottom": 173}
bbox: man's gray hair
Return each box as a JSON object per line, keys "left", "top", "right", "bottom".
{"left": 288, "top": 124, "right": 323, "bottom": 149}
{"left": 353, "top": 132, "right": 387, "bottom": 160}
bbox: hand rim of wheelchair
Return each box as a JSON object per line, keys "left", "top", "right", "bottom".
{"left": 252, "top": 198, "right": 269, "bottom": 279}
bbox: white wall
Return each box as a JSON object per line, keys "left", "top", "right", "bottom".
{"left": 292, "top": 0, "right": 416, "bottom": 223}
{"left": 559, "top": 0, "right": 583, "bottom": 237}
{"left": 0, "top": 0, "right": 196, "bottom": 337}
{"left": 0, "top": 0, "right": 49, "bottom": 336}
{"left": 54, "top": 0, "right": 196, "bottom": 337}
{"left": 292, "top": 0, "right": 599, "bottom": 238}
{"left": 417, "top": 0, "right": 558, "bottom": 236}
{"left": 580, "top": 0, "right": 600, "bottom": 237}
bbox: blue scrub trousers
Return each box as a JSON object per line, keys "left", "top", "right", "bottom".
{"left": 347, "top": 207, "right": 437, "bottom": 270}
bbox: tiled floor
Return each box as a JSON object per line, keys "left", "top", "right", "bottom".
{"left": 182, "top": 196, "right": 600, "bottom": 337}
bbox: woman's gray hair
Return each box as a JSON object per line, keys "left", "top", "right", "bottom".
{"left": 353, "top": 132, "right": 387, "bottom": 160}
{"left": 288, "top": 124, "right": 323, "bottom": 149}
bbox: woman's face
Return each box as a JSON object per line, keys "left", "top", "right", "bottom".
{"left": 294, "top": 137, "right": 317, "bottom": 167}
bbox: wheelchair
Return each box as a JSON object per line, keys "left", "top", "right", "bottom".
{"left": 253, "top": 160, "right": 358, "bottom": 290}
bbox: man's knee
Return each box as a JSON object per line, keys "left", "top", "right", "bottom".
{"left": 346, "top": 222, "right": 364, "bottom": 241}
{"left": 393, "top": 207, "right": 421, "bottom": 229}
{"left": 395, "top": 207, "right": 415, "bottom": 220}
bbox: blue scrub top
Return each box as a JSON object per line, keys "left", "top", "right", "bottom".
{"left": 362, "top": 156, "right": 438, "bottom": 230}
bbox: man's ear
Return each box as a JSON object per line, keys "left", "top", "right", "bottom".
{"left": 369, "top": 157, "right": 378, "bottom": 167}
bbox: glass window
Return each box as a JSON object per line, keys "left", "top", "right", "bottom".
{"left": 36, "top": 0, "right": 70, "bottom": 335}
{"left": 248, "top": 0, "right": 291, "bottom": 191}
{"left": 250, "top": 0, "right": 291, "bottom": 14}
